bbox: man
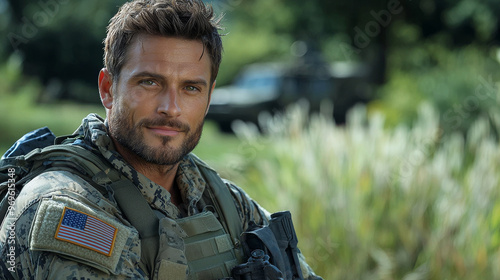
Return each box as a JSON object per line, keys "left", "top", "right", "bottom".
{"left": 0, "top": 0, "right": 322, "bottom": 279}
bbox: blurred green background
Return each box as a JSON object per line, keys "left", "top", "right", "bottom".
{"left": 1, "top": 0, "right": 500, "bottom": 279}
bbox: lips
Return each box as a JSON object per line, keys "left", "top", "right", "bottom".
{"left": 147, "top": 126, "right": 182, "bottom": 136}
{"left": 140, "top": 118, "right": 190, "bottom": 137}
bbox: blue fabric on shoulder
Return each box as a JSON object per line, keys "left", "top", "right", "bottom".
{"left": 1, "top": 127, "right": 56, "bottom": 159}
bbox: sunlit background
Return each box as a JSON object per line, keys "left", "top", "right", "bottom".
{"left": 1, "top": 0, "right": 500, "bottom": 279}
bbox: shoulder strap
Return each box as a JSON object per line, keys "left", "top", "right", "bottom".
{"left": 108, "top": 178, "right": 160, "bottom": 275}
{"left": 0, "top": 144, "right": 106, "bottom": 224}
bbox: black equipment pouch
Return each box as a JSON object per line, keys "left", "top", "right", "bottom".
{"left": 236, "top": 211, "right": 304, "bottom": 280}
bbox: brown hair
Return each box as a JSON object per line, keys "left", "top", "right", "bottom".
{"left": 104, "top": 0, "right": 223, "bottom": 85}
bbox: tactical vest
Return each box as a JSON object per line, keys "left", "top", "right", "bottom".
{"left": 111, "top": 153, "right": 246, "bottom": 279}
{"left": 0, "top": 131, "right": 245, "bottom": 279}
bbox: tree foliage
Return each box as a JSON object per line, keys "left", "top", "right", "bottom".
{"left": 1, "top": 0, "right": 122, "bottom": 102}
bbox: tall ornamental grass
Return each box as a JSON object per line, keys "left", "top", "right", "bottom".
{"left": 222, "top": 101, "right": 500, "bottom": 279}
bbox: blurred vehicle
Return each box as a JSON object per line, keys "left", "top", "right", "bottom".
{"left": 207, "top": 57, "right": 372, "bottom": 132}
{"left": 207, "top": 63, "right": 287, "bottom": 132}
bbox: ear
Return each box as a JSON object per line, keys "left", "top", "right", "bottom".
{"left": 98, "top": 68, "right": 114, "bottom": 109}
{"left": 205, "top": 80, "right": 216, "bottom": 116}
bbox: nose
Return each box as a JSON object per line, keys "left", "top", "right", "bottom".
{"left": 157, "top": 87, "right": 181, "bottom": 117}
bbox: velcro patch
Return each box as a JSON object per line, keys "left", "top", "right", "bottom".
{"left": 30, "top": 196, "right": 132, "bottom": 274}
{"left": 55, "top": 207, "right": 117, "bottom": 256}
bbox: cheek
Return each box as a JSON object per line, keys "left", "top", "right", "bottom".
{"left": 116, "top": 91, "right": 155, "bottom": 117}
{"left": 184, "top": 97, "right": 209, "bottom": 118}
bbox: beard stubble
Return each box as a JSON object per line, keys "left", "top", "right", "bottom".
{"left": 109, "top": 106, "right": 204, "bottom": 166}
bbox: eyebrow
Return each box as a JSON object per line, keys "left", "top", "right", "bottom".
{"left": 184, "top": 79, "right": 208, "bottom": 87}
{"left": 131, "top": 71, "right": 208, "bottom": 87}
{"left": 131, "top": 71, "right": 165, "bottom": 81}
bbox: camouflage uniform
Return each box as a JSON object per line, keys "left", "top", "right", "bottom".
{"left": 0, "top": 114, "right": 322, "bottom": 279}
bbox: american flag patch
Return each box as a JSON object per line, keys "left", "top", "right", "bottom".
{"left": 55, "top": 207, "right": 117, "bottom": 256}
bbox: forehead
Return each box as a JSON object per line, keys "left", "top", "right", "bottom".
{"left": 121, "top": 34, "right": 211, "bottom": 76}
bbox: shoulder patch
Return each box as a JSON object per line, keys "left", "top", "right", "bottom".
{"left": 55, "top": 207, "right": 117, "bottom": 256}
{"left": 29, "top": 196, "right": 133, "bottom": 274}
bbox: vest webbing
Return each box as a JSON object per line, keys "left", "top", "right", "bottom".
{"left": 177, "top": 211, "right": 239, "bottom": 279}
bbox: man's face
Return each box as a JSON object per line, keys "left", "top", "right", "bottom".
{"left": 101, "top": 34, "right": 213, "bottom": 165}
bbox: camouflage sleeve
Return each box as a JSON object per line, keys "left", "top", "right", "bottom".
{"left": 224, "top": 180, "right": 323, "bottom": 280}
{"left": 0, "top": 202, "right": 37, "bottom": 280}
{"left": 224, "top": 180, "right": 271, "bottom": 229}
